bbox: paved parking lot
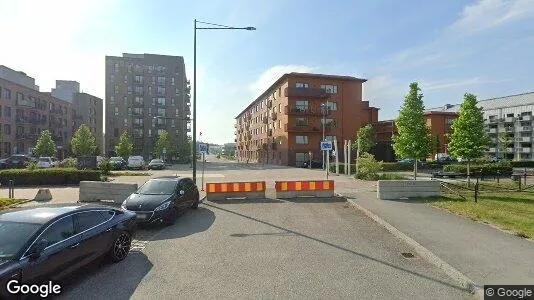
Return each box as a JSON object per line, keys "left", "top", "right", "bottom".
{"left": 60, "top": 198, "right": 470, "bottom": 299}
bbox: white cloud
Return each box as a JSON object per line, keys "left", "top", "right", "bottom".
{"left": 421, "top": 77, "right": 514, "bottom": 91}
{"left": 0, "top": 0, "right": 115, "bottom": 97}
{"left": 248, "top": 65, "right": 317, "bottom": 98}
{"left": 449, "top": 0, "right": 534, "bottom": 35}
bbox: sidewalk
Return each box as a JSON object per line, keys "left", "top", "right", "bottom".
{"left": 344, "top": 190, "right": 534, "bottom": 285}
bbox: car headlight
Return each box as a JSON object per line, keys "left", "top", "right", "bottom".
{"left": 154, "top": 201, "right": 171, "bottom": 211}
{"left": 121, "top": 201, "right": 128, "bottom": 210}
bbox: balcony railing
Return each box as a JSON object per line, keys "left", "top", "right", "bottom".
{"left": 488, "top": 119, "right": 498, "bottom": 123}
{"left": 522, "top": 148, "right": 532, "bottom": 153}
{"left": 505, "top": 127, "right": 515, "bottom": 132}
{"left": 520, "top": 115, "right": 532, "bottom": 121}
{"left": 284, "top": 87, "right": 328, "bottom": 98}
{"left": 284, "top": 124, "right": 321, "bottom": 133}
{"left": 285, "top": 105, "right": 328, "bottom": 116}
{"left": 516, "top": 136, "right": 532, "bottom": 143}
{"left": 504, "top": 117, "right": 515, "bottom": 123}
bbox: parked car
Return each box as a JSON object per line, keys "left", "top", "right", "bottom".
{"left": 121, "top": 176, "right": 200, "bottom": 226}
{"left": 0, "top": 204, "right": 136, "bottom": 299}
{"left": 109, "top": 157, "right": 127, "bottom": 170}
{"left": 148, "top": 159, "right": 165, "bottom": 170}
{"left": 127, "top": 156, "right": 145, "bottom": 170}
{"left": 37, "top": 157, "right": 58, "bottom": 168}
{"left": 0, "top": 154, "right": 31, "bottom": 169}
{"left": 302, "top": 160, "right": 323, "bottom": 169}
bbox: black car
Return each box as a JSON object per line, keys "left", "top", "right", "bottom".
{"left": 148, "top": 159, "right": 165, "bottom": 170}
{"left": 0, "top": 204, "right": 136, "bottom": 299}
{"left": 121, "top": 176, "right": 200, "bottom": 226}
{"left": 302, "top": 160, "right": 323, "bottom": 169}
{"left": 109, "top": 157, "right": 127, "bottom": 170}
{"left": 0, "top": 155, "right": 31, "bottom": 169}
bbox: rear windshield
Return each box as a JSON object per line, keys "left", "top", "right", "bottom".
{"left": 38, "top": 158, "right": 50, "bottom": 162}
{"left": 151, "top": 159, "right": 163, "bottom": 163}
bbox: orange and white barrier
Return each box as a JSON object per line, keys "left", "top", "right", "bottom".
{"left": 206, "top": 181, "right": 266, "bottom": 201}
{"left": 275, "top": 180, "right": 334, "bottom": 199}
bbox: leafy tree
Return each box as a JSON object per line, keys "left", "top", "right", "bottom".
{"left": 497, "top": 131, "right": 508, "bottom": 159}
{"left": 431, "top": 135, "right": 441, "bottom": 159}
{"left": 352, "top": 124, "right": 375, "bottom": 154}
{"left": 115, "top": 131, "right": 133, "bottom": 158}
{"left": 154, "top": 130, "right": 175, "bottom": 160}
{"left": 448, "top": 93, "right": 490, "bottom": 186}
{"left": 392, "top": 82, "right": 431, "bottom": 180}
{"left": 33, "top": 130, "right": 57, "bottom": 157}
{"left": 93, "top": 144, "right": 101, "bottom": 156}
{"left": 355, "top": 152, "right": 383, "bottom": 180}
{"left": 71, "top": 124, "right": 97, "bottom": 157}
{"left": 176, "top": 138, "right": 192, "bottom": 162}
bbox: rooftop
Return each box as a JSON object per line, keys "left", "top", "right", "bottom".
{"left": 427, "top": 91, "right": 534, "bottom": 113}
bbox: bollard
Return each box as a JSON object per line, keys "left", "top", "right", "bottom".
{"left": 496, "top": 171, "right": 500, "bottom": 184}
{"left": 8, "top": 180, "right": 14, "bottom": 199}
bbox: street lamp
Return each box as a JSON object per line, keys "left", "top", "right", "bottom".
{"left": 320, "top": 101, "right": 329, "bottom": 169}
{"left": 193, "top": 19, "right": 256, "bottom": 184}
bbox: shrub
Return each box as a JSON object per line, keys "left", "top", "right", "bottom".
{"left": 378, "top": 173, "right": 406, "bottom": 180}
{"left": 0, "top": 168, "right": 101, "bottom": 186}
{"left": 26, "top": 161, "right": 38, "bottom": 171}
{"left": 510, "top": 161, "right": 534, "bottom": 168}
{"left": 382, "top": 162, "right": 414, "bottom": 172}
{"left": 355, "top": 153, "right": 383, "bottom": 180}
{"left": 443, "top": 162, "right": 513, "bottom": 176}
{"left": 98, "top": 158, "right": 112, "bottom": 175}
{"left": 58, "top": 158, "right": 77, "bottom": 168}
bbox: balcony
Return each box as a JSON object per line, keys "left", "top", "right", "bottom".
{"left": 285, "top": 105, "right": 328, "bottom": 116}
{"left": 516, "top": 136, "right": 532, "bottom": 143}
{"left": 520, "top": 126, "right": 532, "bottom": 132}
{"left": 488, "top": 118, "right": 498, "bottom": 123}
{"left": 271, "top": 112, "right": 277, "bottom": 120}
{"left": 522, "top": 148, "right": 532, "bottom": 153}
{"left": 262, "top": 116, "right": 268, "bottom": 124}
{"left": 520, "top": 115, "right": 532, "bottom": 122}
{"left": 285, "top": 124, "right": 321, "bottom": 133}
{"left": 284, "top": 87, "right": 328, "bottom": 99}
{"left": 267, "top": 100, "right": 272, "bottom": 108}
{"left": 504, "top": 117, "right": 515, "bottom": 123}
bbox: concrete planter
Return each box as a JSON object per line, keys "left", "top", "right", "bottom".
{"left": 377, "top": 180, "right": 440, "bottom": 200}
{"left": 79, "top": 181, "right": 138, "bottom": 204}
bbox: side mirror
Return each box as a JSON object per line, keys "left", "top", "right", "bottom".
{"left": 179, "top": 190, "right": 185, "bottom": 196}
{"left": 29, "top": 240, "right": 48, "bottom": 260}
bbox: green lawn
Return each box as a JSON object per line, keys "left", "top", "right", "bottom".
{"left": 0, "top": 198, "right": 26, "bottom": 210}
{"left": 428, "top": 192, "right": 534, "bottom": 238}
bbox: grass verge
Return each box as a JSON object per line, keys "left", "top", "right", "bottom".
{"left": 0, "top": 198, "right": 27, "bottom": 210}
{"left": 424, "top": 192, "right": 534, "bottom": 239}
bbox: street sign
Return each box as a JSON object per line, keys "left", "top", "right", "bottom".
{"left": 199, "top": 143, "right": 208, "bottom": 154}
{"left": 162, "top": 148, "right": 167, "bottom": 154}
{"left": 320, "top": 141, "right": 333, "bottom": 151}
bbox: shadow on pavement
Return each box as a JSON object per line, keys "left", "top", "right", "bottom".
{"left": 148, "top": 207, "right": 216, "bottom": 241}
{"left": 203, "top": 202, "right": 469, "bottom": 294}
{"left": 282, "top": 196, "right": 347, "bottom": 203}
{"left": 59, "top": 251, "right": 152, "bottom": 299}
{"left": 207, "top": 198, "right": 284, "bottom": 204}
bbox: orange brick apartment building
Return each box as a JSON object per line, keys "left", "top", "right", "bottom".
{"left": 373, "top": 107, "right": 458, "bottom": 161}
{"left": 235, "top": 73, "right": 379, "bottom": 167}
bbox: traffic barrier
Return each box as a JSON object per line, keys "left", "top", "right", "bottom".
{"left": 377, "top": 180, "right": 440, "bottom": 200}
{"left": 275, "top": 180, "right": 334, "bottom": 199}
{"left": 34, "top": 189, "right": 52, "bottom": 202}
{"left": 79, "top": 181, "right": 138, "bottom": 203}
{"left": 205, "top": 181, "right": 266, "bottom": 201}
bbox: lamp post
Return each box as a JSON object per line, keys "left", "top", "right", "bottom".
{"left": 193, "top": 20, "right": 256, "bottom": 184}
{"left": 321, "top": 101, "right": 329, "bottom": 170}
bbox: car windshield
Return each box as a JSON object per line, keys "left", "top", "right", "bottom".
{"left": 0, "top": 221, "right": 41, "bottom": 259}
{"left": 137, "top": 180, "right": 176, "bottom": 195}
{"left": 151, "top": 159, "right": 163, "bottom": 163}
{"left": 38, "top": 158, "right": 50, "bottom": 162}
{"left": 110, "top": 157, "right": 122, "bottom": 161}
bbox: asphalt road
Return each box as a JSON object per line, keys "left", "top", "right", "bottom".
{"left": 59, "top": 185, "right": 470, "bottom": 299}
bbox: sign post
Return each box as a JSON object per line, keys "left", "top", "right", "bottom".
{"left": 320, "top": 141, "right": 333, "bottom": 179}
{"left": 199, "top": 143, "right": 208, "bottom": 191}
{"left": 162, "top": 147, "right": 167, "bottom": 164}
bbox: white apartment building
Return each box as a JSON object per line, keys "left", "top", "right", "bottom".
{"left": 441, "top": 92, "right": 534, "bottom": 161}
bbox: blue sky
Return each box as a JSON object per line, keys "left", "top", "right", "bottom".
{"left": 1, "top": 0, "right": 533, "bottom": 144}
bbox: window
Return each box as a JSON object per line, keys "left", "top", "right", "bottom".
{"left": 157, "top": 129, "right": 165, "bottom": 135}
{"left": 171, "top": 98, "right": 175, "bottom": 105}
{"left": 278, "top": 104, "right": 281, "bottom": 113}
{"left": 148, "top": 129, "right": 152, "bottom": 137}
{"left": 4, "top": 88, "right": 11, "bottom": 99}
{"left": 157, "top": 108, "right": 166, "bottom": 117}
{"left": 134, "top": 86, "right": 143, "bottom": 95}
{"left": 296, "top": 100, "right": 309, "bottom": 111}
{"left": 296, "top": 83, "right": 309, "bottom": 88}
{"left": 39, "top": 216, "right": 75, "bottom": 247}
{"left": 114, "top": 63, "right": 119, "bottom": 72}
{"left": 110, "top": 74, "right": 115, "bottom": 82}
{"left": 176, "top": 87, "right": 180, "bottom": 95}
{"left": 278, "top": 87, "right": 281, "bottom": 97}
{"left": 114, "top": 107, "right": 118, "bottom": 116}
{"left": 124, "top": 96, "right": 128, "bottom": 105}
{"left": 171, "top": 77, "right": 175, "bottom": 85}
{"left": 133, "top": 107, "right": 144, "bottom": 115}
{"left": 260, "top": 102, "right": 263, "bottom": 109}
{"left": 325, "top": 135, "right": 335, "bottom": 142}
{"left": 114, "top": 85, "right": 119, "bottom": 94}
{"left": 133, "top": 118, "right": 143, "bottom": 125}
{"left": 295, "top": 152, "right": 308, "bottom": 167}
{"left": 127, "top": 86, "right": 132, "bottom": 95}
{"left": 5, "top": 107, "right": 10, "bottom": 117}
{"left": 75, "top": 211, "right": 109, "bottom": 233}
{"left": 109, "top": 96, "right": 115, "bottom": 105}
{"left": 148, "top": 86, "right": 152, "bottom": 95}
{"left": 327, "top": 102, "right": 337, "bottom": 111}
{"left": 134, "top": 129, "right": 143, "bottom": 138}
{"left": 278, "top": 120, "right": 281, "bottom": 129}
{"left": 135, "top": 96, "right": 143, "bottom": 105}
{"left": 446, "top": 118, "right": 454, "bottom": 125}
{"left": 3, "top": 124, "right": 10, "bottom": 134}
{"left": 321, "top": 84, "right": 338, "bottom": 94}
{"left": 296, "top": 118, "right": 307, "bottom": 126}
{"left": 156, "top": 97, "right": 166, "bottom": 106}
{"left": 157, "top": 76, "right": 166, "bottom": 85}
{"left": 175, "top": 108, "right": 179, "bottom": 116}
{"left": 114, "top": 128, "right": 119, "bottom": 137}
{"left": 135, "top": 75, "right": 143, "bottom": 84}
{"left": 16, "top": 92, "right": 24, "bottom": 101}
{"left": 296, "top": 136, "right": 308, "bottom": 144}
{"left": 124, "top": 75, "right": 128, "bottom": 83}
{"left": 157, "top": 86, "right": 166, "bottom": 95}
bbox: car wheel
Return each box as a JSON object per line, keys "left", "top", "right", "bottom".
{"left": 109, "top": 231, "right": 132, "bottom": 263}
{"left": 165, "top": 207, "right": 179, "bottom": 226}
{"left": 191, "top": 193, "right": 200, "bottom": 209}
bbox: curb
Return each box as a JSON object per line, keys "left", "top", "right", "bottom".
{"left": 346, "top": 198, "right": 483, "bottom": 298}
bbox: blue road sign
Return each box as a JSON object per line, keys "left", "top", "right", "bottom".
{"left": 320, "top": 141, "right": 333, "bottom": 151}
{"left": 199, "top": 143, "right": 208, "bottom": 154}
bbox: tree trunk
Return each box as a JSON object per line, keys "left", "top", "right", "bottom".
{"left": 467, "top": 159, "right": 471, "bottom": 187}
{"left": 414, "top": 160, "right": 418, "bottom": 180}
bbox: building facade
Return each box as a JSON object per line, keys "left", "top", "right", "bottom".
{"left": 235, "top": 72, "right": 379, "bottom": 167}
{"left": 105, "top": 53, "right": 191, "bottom": 159}
{"left": 0, "top": 66, "right": 75, "bottom": 158}
{"left": 439, "top": 92, "right": 534, "bottom": 161}
{"left": 372, "top": 110, "right": 458, "bottom": 162}
{"left": 72, "top": 93, "right": 104, "bottom": 154}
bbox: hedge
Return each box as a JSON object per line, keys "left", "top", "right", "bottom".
{"left": 0, "top": 168, "right": 101, "bottom": 186}
{"left": 382, "top": 162, "right": 415, "bottom": 171}
{"left": 510, "top": 161, "right": 534, "bottom": 168}
{"left": 329, "top": 164, "right": 356, "bottom": 174}
{"left": 443, "top": 162, "right": 513, "bottom": 176}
